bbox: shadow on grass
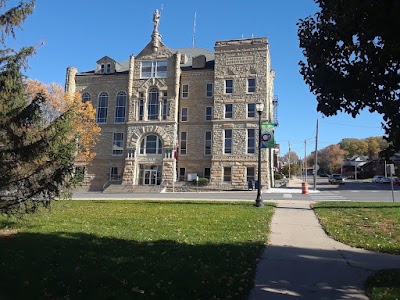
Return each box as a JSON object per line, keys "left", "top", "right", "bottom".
{"left": 366, "top": 269, "right": 400, "bottom": 299}
{"left": 0, "top": 231, "right": 264, "bottom": 300}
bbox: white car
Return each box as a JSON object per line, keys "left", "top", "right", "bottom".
{"left": 372, "top": 175, "right": 384, "bottom": 183}
{"left": 377, "top": 177, "right": 391, "bottom": 184}
{"left": 329, "top": 174, "right": 345, "bottom": 185}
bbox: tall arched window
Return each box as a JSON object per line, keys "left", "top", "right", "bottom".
{"left": 148, "top": 87, "right": 159, "bottom": 120}
{"left": 97, "top": 92, "right": 108, "bottom": 123}
{"left": 140, "top": 135, "right": 163, "bottom": 155}
{"left": 115, "top": 91, "right": 126, "bottom": 123}
{"left": 82, "top": 92, "right": 91, "bottom": 103}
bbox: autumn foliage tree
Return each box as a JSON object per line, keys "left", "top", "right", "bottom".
{"left": 26, "top": 80, "right": 100, "bottom": 163}
{"left": 282, "top": 151, "right": 300, "bottom": 164}
{"left": 319, "top": 144, "right": 348, "bottom": 173}
{"left": 298, "top": 0, "right": 400, "bottom": 155}
{"left": 339, "top": 136, "right": 388, "bottom": 159}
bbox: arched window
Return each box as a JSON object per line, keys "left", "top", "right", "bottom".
{"left": 96, "top": 92, "right": 108, "bottom": 123}
{"left": 140, "top": 135, "right": 163, "bottom": 155}
{"left": 148, "top": 87, "right": 159, "bottom": 120}
{"left": 115, "top": 91, "right": 126, "bottom": 123}
{"left": 82, "top": 92, "right": 91, "bottom": 103}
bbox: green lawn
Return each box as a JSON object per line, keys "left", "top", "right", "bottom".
{"left": 0, "top": 200, "right": 274, "bottom": 300}
{"left": 313, "top": 202, "right": 400, "bottom": 300}
{"left": 313, "top": 202, "right": 400, "bottom": 254}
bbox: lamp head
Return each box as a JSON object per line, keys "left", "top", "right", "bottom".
{"left": 255, "top": 100, "right": 264, "bottom": 113}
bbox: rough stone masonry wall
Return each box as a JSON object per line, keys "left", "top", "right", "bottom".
{"left": 177, "top": 70, "right": 214, "bottom": 179}
{"left": 211, "top": 38, "right": 273, "bottom": 189}
{"left": 73, "top": 72, "right": 130, "bottom": 190}
{"left": 123, "top": 51, "right": 181, "bottom": 186}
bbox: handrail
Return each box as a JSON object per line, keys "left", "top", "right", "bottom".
{"left": 150, "top": 179, "right": 166, "bottom": 192}
{"left": 102, "top": 179, "right": 111, "bottom": 191}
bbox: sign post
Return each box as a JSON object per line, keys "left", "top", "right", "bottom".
{"left": 388, "top": 164, "right": 395, "bottom": 203}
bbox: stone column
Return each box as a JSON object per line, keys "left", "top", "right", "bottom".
{"left": 123, "top": 157, "right": 136, "bottom": 185}
{"left": 128, "top": 55, "right": 135, "bottom": 122}
{"left": 162, "top": 157, "right": 175, "bottom": 189}
{"left": 143, "top": 94, "right": 148, "bottom": 121}
{"left": 65, "top": 67, "right": 77, "bottom": 94}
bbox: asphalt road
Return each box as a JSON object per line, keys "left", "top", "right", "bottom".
{"left": 72, "top": 179, "right": 400, "bottom": 203}
{"left": 305, "top": 179, "right": 399, "bottom": 202}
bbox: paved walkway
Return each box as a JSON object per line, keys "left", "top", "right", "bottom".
{"left": 248, "top": 200, "right": 400, "bottom": 300}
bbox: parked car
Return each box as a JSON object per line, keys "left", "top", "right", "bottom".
{"left": 329, "top": 174, "right": 345, "bottom": 185}
{"left": 372, "top": 175, "right": 384, "bottom": 183}
{"left": 377, "top": 177, "right": 392, "bottom": 184}
{"left": 393, "top": 178, "right": 400, "bottom": 185}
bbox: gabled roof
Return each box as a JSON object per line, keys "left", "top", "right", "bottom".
{"left": 346, "top": 155, "right": 369, "bottom": 161}
{"left": 136, "top": 39, "right": 172, "bottom": 59}
{"left": 96, "top": 56, "right": 116, "bottom": 64}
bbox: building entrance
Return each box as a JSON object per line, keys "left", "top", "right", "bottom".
{"left": 143, "top": 169, "right": 158, "bottom": 185}
{"left": 139, "top": 164, "right": 162, "bottom": 185}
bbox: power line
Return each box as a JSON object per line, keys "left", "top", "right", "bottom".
{"left": 320, "top": 121, "right": 382, "bottom": 129}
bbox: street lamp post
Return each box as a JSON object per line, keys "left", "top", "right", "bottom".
{"left": 255, "top": 100, "right": 264, "bottom": 207}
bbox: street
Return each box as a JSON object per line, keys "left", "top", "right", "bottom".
{"left": 305, "top": 178, "right": 400, "bottom": 202}
{"left": 72, "top": 178, "right": 400, "bottom": 203}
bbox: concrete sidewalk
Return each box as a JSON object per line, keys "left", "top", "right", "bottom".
{"left": 248, "top": 200, "right": 400, "bottom": 300}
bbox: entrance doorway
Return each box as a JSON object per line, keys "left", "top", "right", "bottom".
{"left": 139, "top": 164, "right": 162, "bottom": 185}
{"left": 143, "top": 169, "right": 158, "bottom": 185}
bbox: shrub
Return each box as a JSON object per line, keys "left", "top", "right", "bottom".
{"left": 274, "top": 172, "right": 284, "bottom": 180}
{"left": 191, "top": 177, "right": 209, "bottom": 186}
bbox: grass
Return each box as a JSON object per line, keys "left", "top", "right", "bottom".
{"left": 313, "top": 202, "right": 400, "bottom": 254}
{"left": 0, "top": 200, "right": 274, "bottom": 300}
{"left": 313, "top": 201, "right": 400, "bottom": 300}
{"left": 366, "top": 269, "right": 400, "bottom": 300}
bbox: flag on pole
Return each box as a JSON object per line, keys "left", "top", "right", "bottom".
{"left": 261, "top": 123, "right": 275, "bottom": 148}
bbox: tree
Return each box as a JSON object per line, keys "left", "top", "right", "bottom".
{"left": 298, "top": 0, "right": 400, "bottom": 155}
{"left": 339, "top": 136, "right": 388, "bottom": 158}
{"left": 281, "top": 164, "right": 301, "bottom": 177}
{"left": 339, "top": 138, "right": 363, "bottom": 158}
{"left": 282, "top": 151, "right": 300, "bottom": 164}
{"left": 0, "top": 1, "right": 85, "bottom": 214}
{"left": 318, "top": 144, "right": 348, "bottom": 173}
{"left": 26, "top": 80, "right": 100, "bottom": 163}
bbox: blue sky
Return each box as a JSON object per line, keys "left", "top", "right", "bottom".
{"left": 11, "top": 0, "right": 385, "bottom": 157}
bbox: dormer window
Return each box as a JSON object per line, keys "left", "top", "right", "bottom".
{"left": 140, "top": 60, "right": 167, "bottom": 78}
{"left": 97, "top": 56, "right": 115, "bottom": 75}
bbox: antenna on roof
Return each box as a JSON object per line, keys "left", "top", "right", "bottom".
{"left": 192, "top": 12, "right": 196, "bottom": 48}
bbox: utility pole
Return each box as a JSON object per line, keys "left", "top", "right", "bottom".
{"left": 288, "top": 141, "right": 291, "bottom": 181}
{"left": 355, "top": 160, "right": 358, "bottom": 180}
{"left": 304, "top": 139, "right": 307, "bottom": 182}
{"left": 313, "top": 119, "right": 319, "bottom": 190}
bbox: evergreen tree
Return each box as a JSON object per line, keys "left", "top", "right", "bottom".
{"left": 0, "top": 0, "right": 77, "bottom": 214}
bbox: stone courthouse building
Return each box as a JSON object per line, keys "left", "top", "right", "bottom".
{"left": 65, "top": 10, "right": 276, "bottom": 191}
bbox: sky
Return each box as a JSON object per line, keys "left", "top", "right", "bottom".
{"left": 9, "top": 0, "right": 386, "bottom": 157}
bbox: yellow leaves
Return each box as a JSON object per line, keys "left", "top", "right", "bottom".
{"left": 25, "top": 79, "right": 100, "bottom": 163}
